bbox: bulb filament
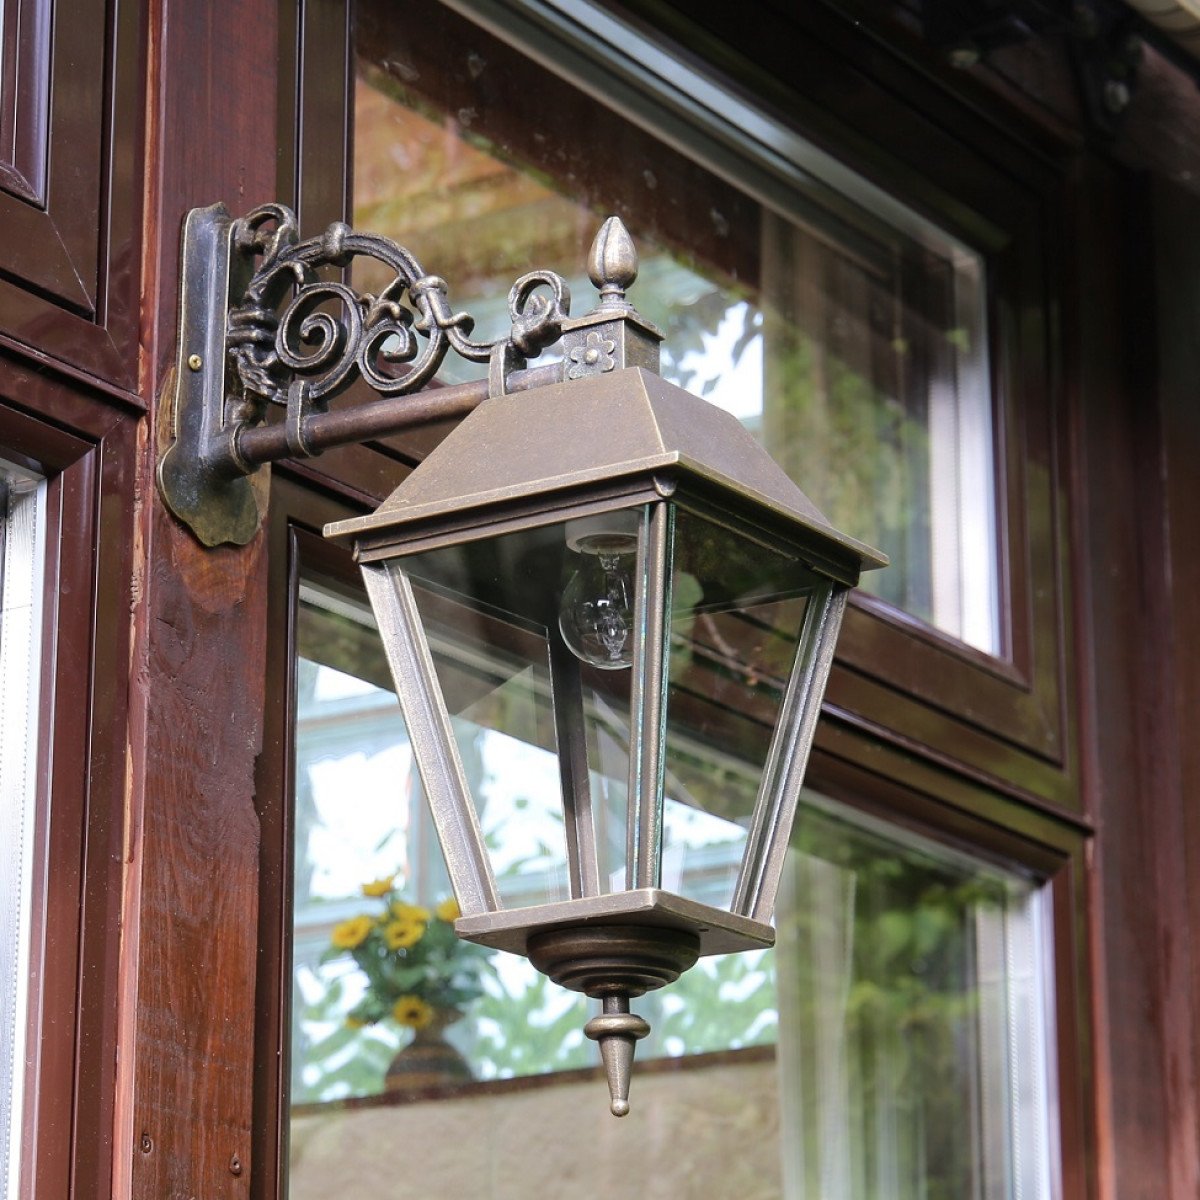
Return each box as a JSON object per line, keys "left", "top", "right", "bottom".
{"left": 595, "top": 553, "right": 630, "bottom": 663}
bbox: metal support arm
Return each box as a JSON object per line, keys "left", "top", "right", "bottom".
{"left": 158, "top": 202, "right": 660, "bottom": 546}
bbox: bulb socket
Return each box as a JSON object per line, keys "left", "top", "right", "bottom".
{"left": 564, "top": 511, "right": 640, "bottom": 555}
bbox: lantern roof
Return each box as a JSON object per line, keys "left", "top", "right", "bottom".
{"left": 327, "top": 367, "right": 887, "bottom": 574}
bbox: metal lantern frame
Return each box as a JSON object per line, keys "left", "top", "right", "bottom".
{"left": 328, "top": 367, "right": 875, "bottom": 936}
{"left": 158, "top": 201, "right": 885, "bottom": 1115}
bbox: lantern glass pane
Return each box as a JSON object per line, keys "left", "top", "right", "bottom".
{"left": 396, "top": 507, "right": 656, "bottom": 908}
{"left": 662, "top": 505, "right": 822, "bottom": 909}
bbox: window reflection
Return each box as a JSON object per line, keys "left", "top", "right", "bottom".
{"left": 288, "top": 585, "right": 1054, "bottom": 1199}
{"left": 352, "top": 0, "right": 998, "bottom": 652}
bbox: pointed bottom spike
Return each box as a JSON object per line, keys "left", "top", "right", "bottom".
{"left": 584, "top": 993, "right": 650, "bottom": 1117}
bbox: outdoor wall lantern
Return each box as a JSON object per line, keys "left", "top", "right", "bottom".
{"left": 160, "top": 203, "right": 885, "bottom": 1115}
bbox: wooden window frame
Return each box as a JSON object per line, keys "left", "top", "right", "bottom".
{"left": 0, "top": 0, "right": 145, "bottom": 387}
{"left": 0, "top": 376, "right": 136, "bottom": 1200}
{"left": 250, "top": 472, "right": 1095, "bottom": 1199}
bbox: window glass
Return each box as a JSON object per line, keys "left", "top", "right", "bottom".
{"left": 351, "top": 0, "right": 999, "bottom": 653}
{"left": 0, "top": 460, "right": 46, "bottom": 1197}
{"left": 287, "top": 584, "right": 1056, "bottom": 1198}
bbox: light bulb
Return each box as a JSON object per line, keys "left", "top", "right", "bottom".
{"left": 559, "top": 534, "right": 638, "bottom": 671}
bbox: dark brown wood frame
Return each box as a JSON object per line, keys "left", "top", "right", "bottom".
{"left": 0, "top": 366, "right": 137, "bottom": 1199}
{"left": 0, "top": 0, "right": 145, "bottom": 388}
{"left": 0, "top": 0, "right": 51, "bottom": 204}
{"left": 617, "top": 0, "right": 1081, "bottom": 814}
{"left": 115, "top": 1, "right": 283, "bottom": 1195}
{"left": 0, "top": 0, "right": 1178, "bottom": 1195}
{"left": 251, "top": 473, "right": 406, "bottom": 1200}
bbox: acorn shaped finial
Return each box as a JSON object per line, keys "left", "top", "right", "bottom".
{"left": 588, "top": 216, "right": 638, "bottom": 307}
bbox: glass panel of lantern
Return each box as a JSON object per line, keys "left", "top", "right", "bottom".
{"left": 365, "top": 494, "right": 832, "bottom": 931}
{"left": 664, "top": 506, "right": 820, "bottom": 913}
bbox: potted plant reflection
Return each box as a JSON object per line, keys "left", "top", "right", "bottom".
{"left": 326, "top": 876, "right": 491, "bottom": 1092}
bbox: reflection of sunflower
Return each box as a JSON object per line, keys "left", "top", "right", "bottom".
{"left": 328, "top": 882, "right": 488, "bottom": 1032}
{"left": 392, "top": 901, "right": 431, "bottom": 924}
{"left": 383, "top": 918, "right": 424, "bottom": 950}
{"left": 330, "top": 915, "right": 373, "bottom": 949}
{"left": 393, "top": 995, "right": 434, "bottom": 1029}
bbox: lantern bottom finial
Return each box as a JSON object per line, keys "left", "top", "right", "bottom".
{"left": 527, "top": 923, "right": 701, "bottom": 1116}
{"left": 585, "top": 994, "right": 649, "bottom": 1117}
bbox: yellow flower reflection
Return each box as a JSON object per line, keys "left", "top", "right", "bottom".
{"left": 392, "top": 901, "right": 430, "bottom": 924}
{"left": 361, "top": 875, "right": 395, "bottom": 898}
{"left": 393, "top": 995, "right": 434, "bottom": 1029}
{"left": 383, "top": 919, "right": 424, "bottom": 950}
{"left": 330, "top": 915, "right": 373, "bottom": 949}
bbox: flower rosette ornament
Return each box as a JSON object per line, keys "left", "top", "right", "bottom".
{"left": 324, "top": 877, "right": 490, "bottom": 1031}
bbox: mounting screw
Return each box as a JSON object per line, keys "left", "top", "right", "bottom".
{"left": 187, "top": 354, "right": 203, "bottom": 371}
{"left": 229, "top": 1154, "right": 243, "bottom": 1176}
{"left": 1104, "top": 79, "right": 1130, "bottom": 115}
{"left": 139, "top": 1133, "right": 153, "bottom": 1154}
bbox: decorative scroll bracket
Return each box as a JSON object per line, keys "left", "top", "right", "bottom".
{"left": 158, "top": 203, "right": 662, "bottom": 547}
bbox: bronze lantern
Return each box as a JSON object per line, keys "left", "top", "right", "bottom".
{"left": 325, "top": 224, "right": 885, "bottom": 1115}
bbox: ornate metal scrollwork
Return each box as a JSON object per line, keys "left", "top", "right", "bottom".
{"left": 222, "top": 203, "right": 572, "bottom": 459}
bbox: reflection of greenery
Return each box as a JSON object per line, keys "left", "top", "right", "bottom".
{"left": 294, "top": 647, "right": 1018, "bottom": 1187}
{"left": 354, "top": 59, "right": 980, "bottom": 632}
{"left": 647, "top": 268, "right": 756, "bottom": 400}
{"left": 784, "top": 808, "right": 1014, "bottom": 1200}
{"left": 461, "top": 949, "right": 777, "bottom": 1081}
{"left": 294, "top": 723, "right": 780, "bottom": 1098}
{"left": 295, "top": 782, "right": 1020, "bottom": 1200}
{"left": 657, "top": 951, "right": 776, "bottom": 1052}
{"left": 469, "top": 969, "right": 592, "bottom": 1076}
{"left": 293, "top": 971, "right": 399, "bottom": 1104}
{"left": 763, "top": 311, "right": 931, "bottom": 619}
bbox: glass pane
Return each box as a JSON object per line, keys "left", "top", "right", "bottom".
{"left": 0, "top": 461, "right": 46, "bottom": 1197}
{"left": 779, "top": 798, "right": 1058, "bottom": 1199}
{"left": 289, "top": 580, "right": 1056, "bottom": 1196}
{"left": 663, "top": 506, "right": 819, "bottom": 909}
{"left": 396, "top": 511, "right": 651, "bottom": 906}
{"left": 352, "top": 0, "right": 999, "bottom": 652}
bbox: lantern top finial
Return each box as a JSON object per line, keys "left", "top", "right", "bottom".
{"left": 588, "top": 215, "right": 639, "bottom": 307}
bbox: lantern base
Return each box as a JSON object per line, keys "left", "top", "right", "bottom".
{"left": 454, "top": 886, "right": 775, "bottom": 958}
{"left": 527, "top": 922, "right": 701, "bottom": 997}
{"left": 527, "top": 923, "right": 700, "bottom": 1118}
